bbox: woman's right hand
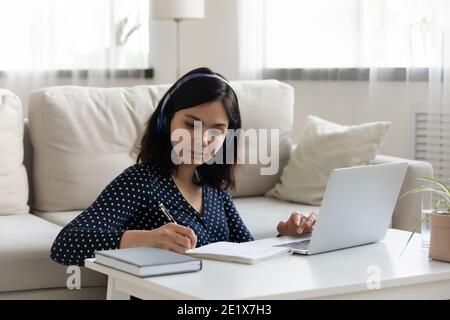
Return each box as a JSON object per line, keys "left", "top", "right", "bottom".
{"left": 120, "top": 223, "right": 197, "bottom": 254}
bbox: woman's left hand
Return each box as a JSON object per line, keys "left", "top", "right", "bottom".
{"left": 277, "top": 211, "right": 317, "bottom": 236}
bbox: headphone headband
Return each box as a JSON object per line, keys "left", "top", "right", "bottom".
{"left": 155, "top": 73, "right": 235, "bottom": 134}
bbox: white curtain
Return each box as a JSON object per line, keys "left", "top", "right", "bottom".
{"left": 0, "top": 0, "right": 150, "bottom": 115}
{"left": 237, "top": 0, "right": 450, "bottom": 179}
{"left": 236, "top": 0, "right": 264, "bottom": 80}
{"left": 362, "top": 0, "right": 450, "bottom": 180}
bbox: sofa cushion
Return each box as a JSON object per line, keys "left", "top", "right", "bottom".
{"left": 28, "top": 81, "right": 294, "bottom": 212}
{"left": 234, "top": 196, "right": 319, "bottom": 240}
{"left": 0, "top": 90, "right": 29, "bottom": 215}
{"left": 33, "top": 210, "right": 82, "bottom": 227}
{"left": 28, "top": 85, "right": 161, "bottom": 212}
{"left": 0, "top": 214, "right": 106, "bottom": 293}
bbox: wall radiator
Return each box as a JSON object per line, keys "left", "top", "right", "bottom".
{"left": 415, "top": 112, "right": 450, "bottom": 179}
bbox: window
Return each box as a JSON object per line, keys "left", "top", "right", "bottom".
{"left": 0, "top": 0, "right": 149, "bottom": 71}
{"left": 264, "top": 0, "right": 450, "bottom": 69}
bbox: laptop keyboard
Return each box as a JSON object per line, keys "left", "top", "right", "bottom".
{"left": 275, "top": 239, "right": 311, "bottom": 250}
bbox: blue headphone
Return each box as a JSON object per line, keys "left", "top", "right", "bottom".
{"left": 154, "top": 72, "right": 236, "bottom": 134}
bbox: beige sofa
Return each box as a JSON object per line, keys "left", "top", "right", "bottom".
{"left": 0, "top": 81, "right": 433, "bottom": 299}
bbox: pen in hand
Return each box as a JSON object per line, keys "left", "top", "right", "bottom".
{"left": 159, "top": 202, "right": 177, "bottom": 224}
{"left": 159, "top": 202, "right": 196, "bottom": 252}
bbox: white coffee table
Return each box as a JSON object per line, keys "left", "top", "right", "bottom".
{"left": 85, "top": 229, "right": 450, "bottom": 300}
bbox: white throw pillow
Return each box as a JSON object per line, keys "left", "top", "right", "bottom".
{"left": 265, "top": 115, "right": 391, "bottom": 205}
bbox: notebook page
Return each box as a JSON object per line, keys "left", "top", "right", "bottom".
{"left": 186, "top": 241, "right": 291, "bottom": 263}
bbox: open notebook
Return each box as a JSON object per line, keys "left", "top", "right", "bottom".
{"left": 186, "top": 242, "right": 292, "bottom": 264}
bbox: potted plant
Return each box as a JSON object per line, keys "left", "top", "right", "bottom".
{"left": 401, "top": 177, "right": 450, "bottom": 262}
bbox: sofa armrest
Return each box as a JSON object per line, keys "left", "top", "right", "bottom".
{"left": 373, "top": 155, "right": 433, "bottom": 231}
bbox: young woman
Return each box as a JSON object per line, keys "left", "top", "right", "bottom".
{"left": 51, "top": 67, "right": 317, "bottom": 266}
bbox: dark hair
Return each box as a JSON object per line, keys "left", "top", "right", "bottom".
{"left": 136, "top": 67, "right": 241, "bottom": 191}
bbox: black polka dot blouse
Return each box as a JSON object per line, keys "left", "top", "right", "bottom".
{"left": 50, "top": 163, "right": 254, "bottom": 266}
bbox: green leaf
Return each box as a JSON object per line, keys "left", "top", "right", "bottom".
{"left": 416, "top": 177, "right": 450, "bottom": 197}
{"left": 400, "top": 187, "right": 450, "bottom": 204}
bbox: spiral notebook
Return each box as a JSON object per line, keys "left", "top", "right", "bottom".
{"left": 186, "top": 241, "right": 292, "bottom": 265}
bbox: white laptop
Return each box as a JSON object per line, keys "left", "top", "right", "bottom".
{"left": 274, "top": 162, "right": 408, "bottom": 255}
